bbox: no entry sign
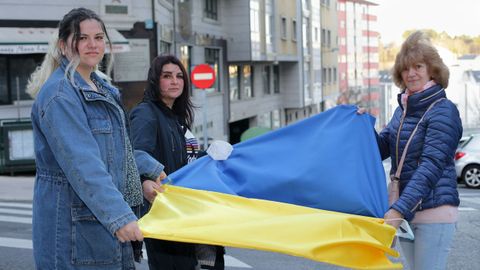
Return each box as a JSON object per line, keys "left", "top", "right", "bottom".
{"left": 191, "top": 64, "right": 216, "bottom": 89}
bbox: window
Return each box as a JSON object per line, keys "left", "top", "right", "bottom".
{"left": 159, "top": 41, "right": 171, "bottom": 55}
{"left": 321, "top": 0, "right": 330, "bottom": 7}
{"left": 0, "top": 58, "right": 7, "bottom": 104}
{"left": 263, "top": 66, "right": 271, "bottom": 95}
{"left": 292, "top": 19, "right": 297, "bottom": 41}
{"left": 229, "top": 65, "right": 240, "bottom": 101}
{"left": 321, "top": 29, "right": 326, "bottom": 46}
{"left": 322, "top": 68, "right": 326, "bottom": 85}
{"left": 180, "top": 45, "right": 191, "bottom": 77}
{"left": 250, "top": 3, "right": 259, "bottom": 33}
{"left": 328, "top": 68, "right": 332, "bottom": 84}
{"left": 105, "top": 5, "right": 128, "bottom": 14}
{"left": 204, "top": 0, "right": 218, "bottom": 20}
{"left": 0, "top": 55, "right": 42, "bottom": 105}
{"left": 281, "top": 17, "right": 287, "bottom": 39}
{"left": 333, "top": 68, "right": 337, "bottom": 83}
{"left": 265, "top": 0, "right": 274, "bottom": 52}
{"left": 258, "top": 112, "right": 272, "bottom": 129}
{"left": 327, "top": 30, "right": 331, "bottom": 47}
{"left": 205, "top": 48, "right": 220, "bottom": 92}
{"left": 272, "top": 109, "right": 281, "bottom": 129}
{"left": 273, "top": 65, "right": 280, "bottom": 94}
{"left": 242, "top": 65, "right": 253, "bottom": 98}
{"left": 180, "top": 45, "right": 191, "bottom": 94}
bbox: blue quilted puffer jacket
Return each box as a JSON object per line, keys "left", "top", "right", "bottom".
{"left": 377, "top": 84, "right": 462, "bottom": 221}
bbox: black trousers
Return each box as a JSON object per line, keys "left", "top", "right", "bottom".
{"left": 145, "top": 239, "right": 197, "bottom": 270}
{"left": 198, "top": 246, "right": 225, "bottom": 270}
{"left": 144, "top": 239, "right": 225, "bottom": 270}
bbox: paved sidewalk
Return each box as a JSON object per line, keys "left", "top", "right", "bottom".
{"left": 0, "top": 175, "right": 34, "bottom": 201}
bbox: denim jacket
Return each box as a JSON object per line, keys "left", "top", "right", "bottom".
{"left": 31, "top": 58, "right": 163, "bottom": 269}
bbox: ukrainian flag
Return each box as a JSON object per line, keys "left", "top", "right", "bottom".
{"left": 139, "top": 105, "right": 401, "bottom": 269}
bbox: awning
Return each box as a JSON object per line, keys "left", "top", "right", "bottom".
{"left": 0, "top": 27, "right": 130, "bottom": 55}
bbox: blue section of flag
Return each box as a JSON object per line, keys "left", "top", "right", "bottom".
{"left": 170, "top": 105, "right": 388, "bottom": 217}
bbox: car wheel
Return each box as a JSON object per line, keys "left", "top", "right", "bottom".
{"left": 462, "top": 164, "right": 480, "bottom": 188}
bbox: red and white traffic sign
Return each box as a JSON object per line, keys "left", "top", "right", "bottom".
{"left": 191, "top": 64, "right": 216, "bottom": 89}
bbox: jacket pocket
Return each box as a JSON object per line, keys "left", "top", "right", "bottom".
{"left": 71, "top": 204, "right": 121, "bottom": 265}
{"left": 87, "top": 117, "right": 112, "bottom": 134}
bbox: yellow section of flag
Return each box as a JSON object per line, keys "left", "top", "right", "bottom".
{"left": 139, "top": 185, "right": 401, "bottom": 270}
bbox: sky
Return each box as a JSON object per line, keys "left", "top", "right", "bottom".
{"left": 373, "top": 0, "right": 480, "bottom": 44}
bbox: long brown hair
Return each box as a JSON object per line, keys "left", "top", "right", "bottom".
{"left": 144, "top": 55, "right": 194, "bottom": 129}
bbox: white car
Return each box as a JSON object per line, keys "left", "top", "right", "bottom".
{"left": 455, "top": 134, "right": 480, "bottom": 188}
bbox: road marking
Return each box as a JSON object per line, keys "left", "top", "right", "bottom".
{"left": 0, "top": 237, "right": 32, "bottom": 249}
{"left": 461, "top": 197, "right": 480, "bottom": 205}
{"left": 0, "top": 239, "right": 252, "bottom": 268}
{"left": 459, "top": 207, "right": 477, "bottom": 211}
{"left": 0, "top": 215, "right": 32, "bottom": 224}
{"left": 0, "top": 202, "right": 32, "bottom": 209}
{"left": 0, "top": 208, "right": 32, "bottom": 216}
{"left": 225, "top": 255, "right": 252, "bottom": 268}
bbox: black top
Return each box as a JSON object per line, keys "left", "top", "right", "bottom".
{"left": 129, "top": 100, "right": 187, "bottom": 177}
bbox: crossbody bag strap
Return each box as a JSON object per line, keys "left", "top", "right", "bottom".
{"left": 394, "top": 98, "right": 446, "bottom": 179}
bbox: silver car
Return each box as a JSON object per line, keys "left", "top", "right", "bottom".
{"left": 455, "top": 134, "right": 480, "bottom": 188}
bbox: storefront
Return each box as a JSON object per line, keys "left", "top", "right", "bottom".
{"left": 0, "top": 27, "right": 130, "bottom": 112}
{"left": 0, "top": 26, "right": 130, "bottom": 174}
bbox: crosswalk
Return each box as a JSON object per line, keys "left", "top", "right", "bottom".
{"left": 0, "top": 202, "right": 32, "bottom": 225}
{"left": 1, "top": 195, "right": 480, "bottom": 268}
{"left": 0, "top": 201, "right": 252, "bottom": 268}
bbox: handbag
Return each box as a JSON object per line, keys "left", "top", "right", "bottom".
{"left": 388, "top": 98, "right": 445, "bottom": 206}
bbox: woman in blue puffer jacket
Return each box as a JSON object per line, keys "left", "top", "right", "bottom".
{"left": 374, "top": 31, "right": 462, "bottom": 270}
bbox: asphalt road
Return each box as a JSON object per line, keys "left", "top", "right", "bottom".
{"left": 0, "top": 179, "right": 479, "bottom": 269}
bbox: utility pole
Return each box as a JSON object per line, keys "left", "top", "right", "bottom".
{"left": 151, "top": 0, "right": 158, "bottom": 57}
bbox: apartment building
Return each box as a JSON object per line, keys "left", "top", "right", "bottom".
{"left": 320, "top": 0, "right": 339, "bottom": 110}
{"left": 337, "top": 0, "right": 380, "bottom": 124}
{"left": 1, "top": 0, "right": 337, "bottom": 146}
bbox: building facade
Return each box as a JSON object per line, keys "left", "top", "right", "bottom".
{"left": 320, "top": 0, "right": 339, "bottom": 110}
{"left": 337, "top": 0, "right": 380, "bottom": 125}
{"left": 0, "top": 0, "right": 390, "bottom": 148}
{"left": 1, "top": 0, "right": 344, "bottom": 146}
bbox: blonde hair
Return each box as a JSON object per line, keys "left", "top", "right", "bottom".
{"left": 26, "top": 31, "right": 62, "bottom": 98}
{"left": 27, "top": 8, "right": 114, "bottom": 98}
{"left": 392, "top": 31, "right": 450, "bottom": 89}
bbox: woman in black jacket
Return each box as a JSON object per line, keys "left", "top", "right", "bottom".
{"left": 130, "top": 55, "right": 224, "bottom": 270}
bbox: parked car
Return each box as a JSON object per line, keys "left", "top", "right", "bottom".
{"left": 455, "top": 134, "right": 480, "bottom": 188}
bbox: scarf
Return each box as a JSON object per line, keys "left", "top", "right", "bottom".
{"left": 401, "top": 80, "right": 436, "bottom": 107}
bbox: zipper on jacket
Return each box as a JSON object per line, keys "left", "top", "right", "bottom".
{"left": 395, "top": 105, "right": 407, "bottom": 167}
{"left": 410, "top": 199, "right": 423, "bottom": 212}
{"left": 170, "top": 128, "right": 176, "bottom": 152}
{"left": 419, "top": 88, "right": 444, "bottom": 102}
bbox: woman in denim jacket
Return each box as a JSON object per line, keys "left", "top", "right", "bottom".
{"left": 28, "top": 8, "right": 164, "bottom": 270}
